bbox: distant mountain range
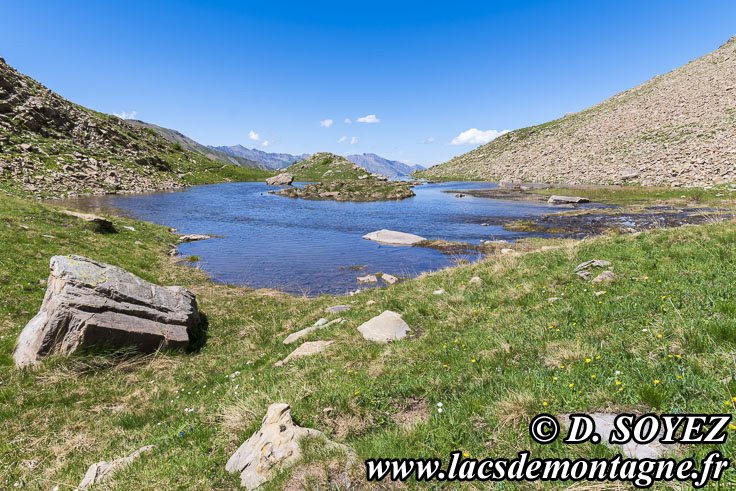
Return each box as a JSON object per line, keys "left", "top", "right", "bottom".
{"left": 211, "top": 145, "right": 309, "bottom": 170}
{"left": 213, "top": 145, "right": 423, "bottom": 176}
{"left": 345, "top": 153, "right": 424, "bottom": 177}
{"left": 126, "top": 121, "right": 267, "bottom": 169}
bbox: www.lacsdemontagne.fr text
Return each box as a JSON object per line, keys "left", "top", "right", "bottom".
{"left": 365, "top": 450, "right": 729, "bottom": 488}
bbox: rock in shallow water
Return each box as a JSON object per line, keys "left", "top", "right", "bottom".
{"left": 362, "top": 229, "right": 426, "bottom": 246}
{"left": 265, "top": 172, "right": 294, "bottom": 186}
{"left": 13, "top": 255, "right": 200, "bottom": 367}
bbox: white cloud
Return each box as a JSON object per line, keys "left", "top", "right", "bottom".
{"left": 421, "top": 137, "right": 436, "bottom": 144}
{"left": 113, "top": 110, "right": 137, "bottom": 120}
{"left": 320, "top": 119, "right": 333, "bottom": 128}
{"left": 344, "top": 118, "right": 352, "bottom": 124}
{"left": 261, "top": 140, "right": 270, "bottom": 147}
{"left": 356, "top": 114, "right": 380, "bottom": 123}
{"left": 450, "top": 128, "right": 509, "bottom": 145}
{"left": 337, "top": 136, "right": 347, "bottom": 143}
{"left": 350, "top": 136, "right": 359, "bottom": 145}
{"left": 248, "top": 130, "right": 260, "bottom": 141}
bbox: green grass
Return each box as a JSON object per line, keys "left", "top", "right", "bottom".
{"left": 1, "top": 195, "right": 736, "bottom": 488}
{"left": 284, "top": 152, "right": 367, "bottom": 181}
{"left": 535, "top": 184, "right": 736, "bottom": 206}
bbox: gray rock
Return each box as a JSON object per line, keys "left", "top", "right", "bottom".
{"left": 61, "top": 210, "right": 113, "bottom": 231}
{"left": 574, "top": 259, "right": 612, "bottom": 272}
{"left": 357, "top": 310, "right": 410, "bottom": 343}
{"left": 265, "top": 173, "right": 294, "bottom": 186}
{"left": 178, "top": 234, "right": 212, "bottom": 242}
{"left": 621, "top": 169, "right": 640, "bottom": 180}
{"left": 226, "top": 403, "right": 351, "bottom": 489}
{"left": 469, "top": 276, "right": 483, "bottom": 286}
{"left": 381, "top": 273, "right": 399, "bottom": 285}
{"left": 560, "top": 413, "right": 673, "bottom": 458}
{"left": 592, "top": 270, "right": 618, "bottom": 284}
{"left": 433, "top": 289, "right": 445, "bottom": 295}
{"left": 283, "top": 318, "right": 344, "bottom": 345}
{"left": 13, "top": 255, "right": 200, "bottom": 367}
{"left": 547, "top": 195, "right": 589, "bottom": 204}
{"left": 274, "top": 340, "right": 335, "bottom": 367}
{"left": 357, "top": 274, "right": 378, "bottom": 284}
{"left": 79, "top": 445, "right": 154, "bottom": 489}
{"left": 325, "top": 305, "right": 351, "bottom": 314}
{"left": 362, "top": 229, "right": 426, "bottom": 246}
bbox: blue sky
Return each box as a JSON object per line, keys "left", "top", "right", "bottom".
{"left": 3, "top": 1, "right": 735, "bottom": 166}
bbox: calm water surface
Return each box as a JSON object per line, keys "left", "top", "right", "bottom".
{"left": 59, "top": 181, "right": 561, "bottom": 295}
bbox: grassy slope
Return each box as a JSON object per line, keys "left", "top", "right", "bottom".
{"left": 2, "top": 196, "right": 736, "bottom": 488}
{"left": 125, "top": 120, "right": 268, "bottom": 170}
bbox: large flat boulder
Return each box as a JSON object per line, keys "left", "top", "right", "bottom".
{"left": 62, "top": 210, "right": 114, "bottom": 231}
{"left": 226, "top": 403, "right": 351, "bottom": 489}
{"left": 547, "top": 195, "right": 589, "bottom": 204}
{"left": 357, "top": 310, "right": 410, "bottom": 343}
{"left": 13, "top": 255, "right": 200, "bottom": 367}
{"left": 362, "top": 229, "right": 426, "bottom": 246}
{"left": 266, "top": 173, "right": 294, "bottom": 186}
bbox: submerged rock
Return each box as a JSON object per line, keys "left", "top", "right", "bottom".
{"left": 357, "top": 274, "right": 378, "bottom": 283}
{"left": 362, "top": 229, "right": 426, "bottom": 246}
{"left": 226, "top": 403, "right": 351, "bottom": 489}
{"left": 13, "top": 255, "right": 200, "bottom": 367}
{"left": 357, "top": 310, "right": 410, "bottom": 343}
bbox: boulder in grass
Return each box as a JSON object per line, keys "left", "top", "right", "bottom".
{"left": 357, "top": 310, "right": 410, "bottom": 343}
{"left": 79, "top": 445, "right": 155, "bottom": 489}
{"left": 226, "top": 403, "right": 351, "bottom": 489}
{"left": 274, "top": 340, "right": 335, "bottom": 367}
{"left": 13, "top": 255, "right": 201, "bottom": 367}
{"left": 61, "top": 210, "right": 114, "bottom": 231}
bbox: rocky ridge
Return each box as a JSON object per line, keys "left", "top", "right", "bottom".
{"left": 0, "top": 58, "right": 247, "bottom": 198}
{"left": 419, "top": 35, "right": 736, "bottom": 186}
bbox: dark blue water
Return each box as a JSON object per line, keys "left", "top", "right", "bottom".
{"left": 59, "top": 182, "right": 556, "bottom": 295}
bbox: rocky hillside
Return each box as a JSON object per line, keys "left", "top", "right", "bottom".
{"left": 284, "top": 152, "right": 371, "bottom": 180}
{"left": 346, "top": 153, "right": 423, "bottom": 177}
{"left": 126, "top": 120, "right": 267, "bottom": 169}
{"left": 419, "top": 35, "right": 736, "bottom": 186}
{"left": 0, "top": 58, "right": 267, "bottom": 198}
{"left": 212, "top": 144, "right": 309, "bottom": 169}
